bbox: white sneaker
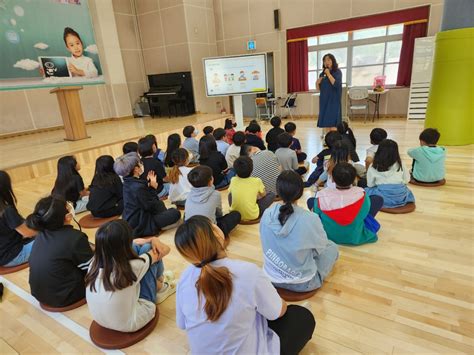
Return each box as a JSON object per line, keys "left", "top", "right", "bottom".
{"left": 157, "top": 280, "right": 177, "bottom": 304}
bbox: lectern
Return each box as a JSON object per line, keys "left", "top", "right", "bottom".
{"left": 50, "top": 86, "right": 89, "bottom": 141}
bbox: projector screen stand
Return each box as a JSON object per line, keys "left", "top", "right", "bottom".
{"left": 232, "top": 95, "right": 244, "bottom": 130}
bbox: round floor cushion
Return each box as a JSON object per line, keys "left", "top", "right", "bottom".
{"left": 40, "top": 298, "right": 86, "bottom": 312}
{"left": 0, "top": 262, "right": 29, "bottom": 275}
{"left": 275, "top": 287, "right": 317, "bottom": 302}
{"left": 79, "top": 214, "right": 120, "bottom": 229}
{"left": 381, "top": 203, "right": 416, "bottom": 214}
{"left": 409, "top": 179, "right": 446, "bottom": 187}
{"left": 239, "top": 217, "right": 261, "bottom": 225}
{"left": 89, "top": 308, "right": 159, "bottom": 350}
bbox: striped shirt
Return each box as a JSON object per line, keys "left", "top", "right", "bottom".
{"left": 250, "top": 150, "right": 281, "bottom": 195}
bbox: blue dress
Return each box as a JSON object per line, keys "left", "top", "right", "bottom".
{"left": 318, "top": 69, "right": 342, "bottom": 128}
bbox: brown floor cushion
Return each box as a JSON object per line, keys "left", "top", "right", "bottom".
{"left": 276, "top": 287, "right": 317, "bottom": 302}
{"left": 0, "top": 262, "right": 29, "bottom": 275}
{"left": 40, "top": 298, "right": 86, "bottom": 312}
{"left": 381, "top": 203, "right": 416, "bottom": 214}
{"left": 79, "top": 214, "right": 120, "bottom": 229}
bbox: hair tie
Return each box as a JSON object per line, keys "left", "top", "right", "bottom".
{"left": 196, "top": 253, "right": 218, "bottom": 268}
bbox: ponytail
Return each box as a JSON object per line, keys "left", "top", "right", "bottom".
{"left": 26, "top": 196, "right": 68, "bottom": 232}
{"left": 197, "top": 262, "right": 233, "bottom": 322}
{"left": 278, "top": 202, "right": 294, "bottom": 226}
{"left": 168, "top": 165, "right": 181, "bottom": 184}
{"left": 175, "top": 216, "right": 233, "bottom": 322}
{"left": 275, "top": 171, "right": 303, "bottom": 226}
{"left": 169, "top": 148, "right": 189, "bottom": 184}
{"left": 337, "top": 122, "right": 356, "bottom": 149}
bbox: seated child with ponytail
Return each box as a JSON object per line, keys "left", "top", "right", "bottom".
{"left": 312, "top": 163, "right": 382, "bottom": 246}
{"left": 26, "top": 196, "right": 93, "bottom": 307}
{"left": 168, "top": 148, "right": 193, "bottom": 207}
{"left": 260, "top": 171, "right": 338, "bottom": 292}
{"left": 85, "top": 220, "right": 175, "bottom": 333}
{"left": 175, "top": 216, "right": 315, "bottom": 355}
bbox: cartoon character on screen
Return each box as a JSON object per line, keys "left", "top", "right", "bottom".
{"left": 44, "top": 62, "right": 58, "bottom": 77}
{"left": 212, "top": 73, "right": 221, "bottom": 84}
{"left": 63, "top": 27, "right": 98, "bottom": 78}
{"left": 224, "top": 74, "right": 228, "bottom": 82}
{"left": 230, "top": 73, "right": 235, "bottom": 81}
{"left": 252, "top": 70, "right": 260, "bottom": 80}
{"left": 238, "top": 70, "right": 247, "bottom": 81}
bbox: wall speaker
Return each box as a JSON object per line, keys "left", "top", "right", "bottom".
{"left": 274, "top": 9, "right": 280, "bottom": 30}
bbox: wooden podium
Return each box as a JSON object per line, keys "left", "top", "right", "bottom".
{"left": 50, "top": 86, "right": 89, "bottom": 141}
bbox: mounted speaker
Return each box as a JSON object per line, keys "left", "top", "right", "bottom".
{"left": 274, "top": 9, "right": 280, "bottom": 30}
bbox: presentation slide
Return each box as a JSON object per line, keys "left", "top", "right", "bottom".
{"left": 0, "top": 0, "right": 104, "bottom": 91}
{"left": 204, "top": 53, "right": 267, "bottom": 97}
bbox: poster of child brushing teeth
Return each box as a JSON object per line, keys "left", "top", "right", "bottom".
{"left": 0, "top": 0, "right": 104, "bottom": 90}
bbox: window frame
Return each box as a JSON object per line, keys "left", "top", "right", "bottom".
{"left": 307, "top": 27, "right": 403, "bottom": 90}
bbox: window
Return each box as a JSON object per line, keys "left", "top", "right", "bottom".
{"left": 307, "top": 23, "right": 403, "bottom": 88}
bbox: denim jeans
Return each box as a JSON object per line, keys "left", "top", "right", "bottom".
{"left": 215, "top": 169, "right": 236, "bottom": 189}
{"left": 158, "top": 183, "right": 171, "bottom": 199}
{"left": 133, "top": 243, "right": 164, "bottom": 304}
{"left": 4, "top": 240, "right": 35, "bottom": 267}
{"left": 75, "top": 197, "right": 89, "bottom": 214}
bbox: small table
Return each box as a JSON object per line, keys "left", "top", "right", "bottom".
{"left": 367, "top": 89, "right": 389, "bottom": 120}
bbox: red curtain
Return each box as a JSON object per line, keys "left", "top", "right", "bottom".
{"left": 396, "top": 22, "right": 428, "bottom": 86}
{"left": 287, "top": 40, "right": 308, "bottom": 93}
{"left": 287, "top": 6, "right": 430, "bottom": 40}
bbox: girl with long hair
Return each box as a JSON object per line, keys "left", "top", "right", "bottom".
{"left": 0, "top": 170, "right": 36, "bottom": 267}
{"left": 199, "top": 134, "right": 235, "bottom": 188}
{"left": 168, "top": 148, "right": 193, "bottom": 207}
{"left": 52, "top": 155, "right": 89, "bottom": 213}
{"left": 260, "top": 171, "right": 338, "bottom": 291}
{"left": 26, "top": 196, "right": 93, "bottom": 307}
{"left": 85, "top": 220, "right": 175, "bottom": 332}
{"left": 337, "top": 121, "right": 360, "bottom": 162}
{"left": 164, "top": 133, "right": 181, "bottom": 168}
{"left": 175, "top": 216, "right": 315, "bottom": 354}
{"left": 366, "top": 139, "right": 415, "bottom": 208}
{"left": 87, "top": 155, "right": 123, "bottom": 218}
{"left": 224, "top": 118, "right": 236, "bottom": 144}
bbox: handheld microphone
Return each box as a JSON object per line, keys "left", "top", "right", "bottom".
{"left": 322, "top": 65, "right": 327, "bottom": 78}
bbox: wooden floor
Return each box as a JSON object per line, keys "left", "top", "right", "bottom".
{"left": 1, "top": 118, "right": 473, "bottom": 354}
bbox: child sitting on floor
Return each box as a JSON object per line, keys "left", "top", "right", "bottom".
{"left": 225, "top": 131, "right": 246, "bottom": 167}
{"left": 168, "top": 149, "right": 193, "bottom": 207}
{"left": 203, "top": 126, "right": 214, "bottom": 136}
{"left": 408, "top": 128, "right": 446, "bottom": 183}
{"left": 365, "top": 128, "right": 387, "bottom": 169}
{"left": 224, "top": 118, "right": 237, "bottom": 144}
{"left": 229, "top": 157, "right": 275, "bottom": 221}
{"left": 114, "top": 152, "right": 181, "bottom": 237}
{"left": 164, "top": 133, "right": 181, "bottom": 168}
{"left": 85, "top": 220, "right": 175, "bottom": 333}
{"left": 185, "top": 165, "right": 241, "bottom": 238}
{"left": 199, "top": 135, "right": 235, "bottom": 189}
{"left": 311, "top": 163, "right": 382, "bottom": 245}
{"left": 304, "top": 131, "right": 342, "bottom": 187}
{"left": 0, "top": 171, "right": 36, "bottom": 267}
{"left": 52, "top": 155, "right": 89, "bottom": 213}
{"left": 284, "top": 122, "right": 307, "bottom": 163}
{"left": 174, "top": 216, "right": 315, "bottom": 355}
{"left": 366, "top": 139, "right": 415, "bottom": 208}
{"left": 182, "top": 126, "right": 200, "bottom": 163}
{"left": 275, "top": 133, "right": 307, "bottom": 175}
{"left": 139, "top": 136, "right": 169, "bottom": 199}
{"left": 87, "top": 155, "right": 123, "bottom": 218}
{"left": 27, "top": 197, "right": 93, "bottom": 307}
{"left": 260, "top": 170, "right": 338, "bottom": 292}
{"left": 122, "top": 141, "right": 138, "bottom": 155}
{"left": 337, "top": 121, "right": 359, "bottom": 162}
{"left": 245, "top": 122, "right": 266, "bottom": 150}
{"left": 265, "top": 116, "right": 285, "bottom": 152}
{"left": 213, "top": 128, "right": 230, "bottom": 157}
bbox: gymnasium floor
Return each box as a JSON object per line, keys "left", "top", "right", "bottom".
{"left": 1, "top": 117, "right": 473, "bottom": 354}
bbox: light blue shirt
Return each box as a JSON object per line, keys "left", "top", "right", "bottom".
{"left": 183, "top": 137, "right": 199, "bottom": 161}
{"left": 216, "top": 140, "right": 230, "bottom": 157}
{"left": 176, "top": 258, "right": 281, "bottom": 354}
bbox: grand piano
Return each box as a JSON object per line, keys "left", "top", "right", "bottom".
{"left": 144, "top": 71, "right": 196, "bottom": 117}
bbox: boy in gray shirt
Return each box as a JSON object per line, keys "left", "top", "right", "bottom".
{"left": 185, "top": 165, "right": 240, "bottom": 239}
{"left": 275, "top": 133, "right": 307, "bottom": 175}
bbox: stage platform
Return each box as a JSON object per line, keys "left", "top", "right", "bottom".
{"left": 1, "top": 113, "right": 231, "bottom": 183}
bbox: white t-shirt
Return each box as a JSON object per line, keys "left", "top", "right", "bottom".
{"left": 176, "top": 258, "right": 282, "bottom": 355}
{"left": 367, "top": 162, "right": 410, "bottom": 187}
{"left": 168, "top": 166, "right": 193, "bottom": 203}
{"left": 366, "top": 144, "right": 378, "bottom": 159}
{"left": 225, "top": 144, "right": 241, "bottom": 168}
{"left": 69, "top": 55, "right": 98, "bottom": 78}
{"left": 86, "top": 254, "right": 156, "bottom": 332}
